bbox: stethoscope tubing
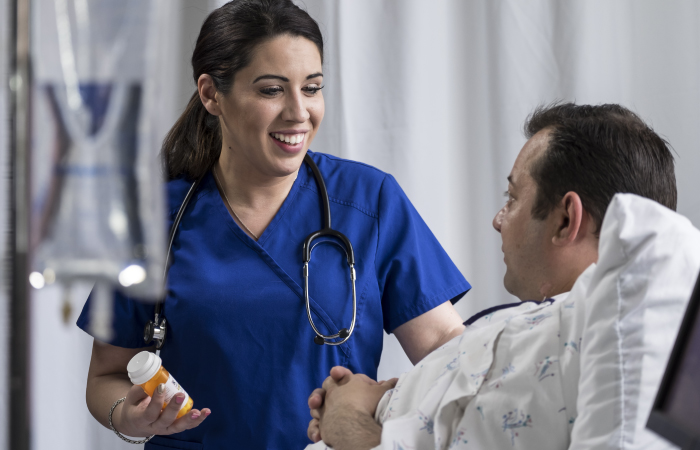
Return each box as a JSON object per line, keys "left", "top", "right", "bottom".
{"left": 146, "top": 154, "right": 357, "bottom": 349}
{"left": 303, "top": 241, "right": 357, "bottom": 346}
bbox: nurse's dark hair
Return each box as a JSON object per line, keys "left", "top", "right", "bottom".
{"left": 162, "top": 0, "right": 324, "bottom": 181}
{"left": 524, "top": 102, "right": 677, "bottom": 234}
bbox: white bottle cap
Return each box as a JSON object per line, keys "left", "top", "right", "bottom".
{"left": 127, "top": 351, "right": 162, "bottom": 385}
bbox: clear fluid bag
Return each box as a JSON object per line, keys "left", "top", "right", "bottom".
{"left": 31, "top": 0, "right": 169, "bottom": 340}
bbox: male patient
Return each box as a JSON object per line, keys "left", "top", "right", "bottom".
{"left": 305, "top": 103, "right": 677, "bottom": 450}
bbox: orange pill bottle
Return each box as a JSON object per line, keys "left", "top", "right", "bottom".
{"left": 127, "top": 351, "right": 194, "bottom": 419}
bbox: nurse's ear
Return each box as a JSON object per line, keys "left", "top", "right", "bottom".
{"left": 197, "top": 74, "right": 222, "bottom": 116}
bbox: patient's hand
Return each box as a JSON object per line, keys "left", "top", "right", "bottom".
{"left": 308, "top": 366, "right": 397, "bottom": 449}
{"left": 308, "top": 367, "right": 372, "bottom": 442}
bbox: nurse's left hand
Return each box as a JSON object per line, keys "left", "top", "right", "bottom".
{"left": 117, "top": 384, "right": 211, "bottom": 437}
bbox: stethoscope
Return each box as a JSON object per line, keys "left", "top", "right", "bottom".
{"left": 144, "top": 154, "right": 357, "bottom": 351}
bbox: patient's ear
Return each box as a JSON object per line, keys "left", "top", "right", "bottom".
{"left": 552, "top": 191, "right": 586, "bottom": 247}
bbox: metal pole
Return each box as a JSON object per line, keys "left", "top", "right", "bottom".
{"left": 9, "top": 0, "right": 32, "bottom": 447}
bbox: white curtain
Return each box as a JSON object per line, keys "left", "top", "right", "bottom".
{"left": 20, "top": 1, "right": 700, "bottom": 448}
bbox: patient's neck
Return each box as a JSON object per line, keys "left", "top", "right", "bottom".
{"left": 537, "top": 242, "right": 598, "bottom": 300}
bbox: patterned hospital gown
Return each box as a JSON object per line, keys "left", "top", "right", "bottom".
{"left": 305, "top": 272, "right": 588, "bottom": 450}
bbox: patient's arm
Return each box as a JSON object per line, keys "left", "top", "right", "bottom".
{"left": 309, "top": 367, "right": 397, "bottom": 450}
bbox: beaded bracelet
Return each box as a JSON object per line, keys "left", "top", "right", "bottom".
{"left": 108, "top": 397, "right": 155, "bottom": 444}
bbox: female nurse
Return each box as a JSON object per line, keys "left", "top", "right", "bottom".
{"left": 78, "top": 1, "right": 471, "bottom": 448}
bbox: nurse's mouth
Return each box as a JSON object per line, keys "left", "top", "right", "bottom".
{"left": 269, "top": 132, "right": 306, "bottom": 153}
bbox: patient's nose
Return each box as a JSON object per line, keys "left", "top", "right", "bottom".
{"left": 493, "top": 208, "right": 503, "bottom": 232}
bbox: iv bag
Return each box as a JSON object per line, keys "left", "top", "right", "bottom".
{"left": 32, "top": 0, "right": 169, "bottom": 324}
{"left": 35, "top": 83, "right": 158, "bottom": 288}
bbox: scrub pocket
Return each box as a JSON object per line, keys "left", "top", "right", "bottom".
{"left": 146, "top": 436, "right": 203, "bottom": 450}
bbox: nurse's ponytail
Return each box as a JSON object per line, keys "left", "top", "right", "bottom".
{"left": 161, "top": 0, "right": 324, "bottom": 181}
{"left": 162, "top": 92, "right": 221, "bottom": 181}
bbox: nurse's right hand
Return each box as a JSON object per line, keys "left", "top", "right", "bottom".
{"left": 115, "top": 384, "right": 211, "bottom": 437}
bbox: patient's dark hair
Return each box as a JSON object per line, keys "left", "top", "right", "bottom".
{"left": 524, "top": 102, "right": 677, "bottom": 233}
{"left": 162, "top": 0, "right": 324, "bottom": 180}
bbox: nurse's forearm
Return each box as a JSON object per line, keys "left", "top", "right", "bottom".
{"left": 86, "top": 373, "right": 134, "bottom": 429}
{"left": 86, "top": 340, "right": 146, "bottom": 431}
{"left": 394, "top": 301, "right": 465, "bottom": 364}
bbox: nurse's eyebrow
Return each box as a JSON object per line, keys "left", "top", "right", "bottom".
{"left": 253, "top": 74, "right": 289, "bottom": 83}
{"left": 507, "top": 175, "right": 516, "bottom": 187}
{"left": 252, "top": 72, "right": 323, "bottom": 83}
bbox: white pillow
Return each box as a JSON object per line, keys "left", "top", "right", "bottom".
{"left": 570, "top": 194, "right": 700, "bottom": 449}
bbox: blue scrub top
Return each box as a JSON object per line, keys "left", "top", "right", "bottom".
{"left": 78, "top": 151, "right": 471, "bottom": 449}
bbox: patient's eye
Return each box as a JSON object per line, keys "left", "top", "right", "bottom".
{"left": 503, "top": 190, "right": 514, "bottom": 203}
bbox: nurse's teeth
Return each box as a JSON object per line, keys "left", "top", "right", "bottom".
{"left": 271, "top": 133, "right": 303, "bottom": 144}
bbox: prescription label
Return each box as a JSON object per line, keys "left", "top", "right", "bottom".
{"left": 163, "top": 373, "right": 190, "bottom": 411}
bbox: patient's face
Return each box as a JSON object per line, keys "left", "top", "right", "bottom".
{"left": 493, "top": 130, "right": 554, "bottom": 301}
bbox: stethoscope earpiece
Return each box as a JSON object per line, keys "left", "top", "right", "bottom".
{"left": 313, "top": 335, "right": 325, "bottom": 345}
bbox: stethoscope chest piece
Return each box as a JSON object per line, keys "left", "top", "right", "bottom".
{"left": 144, "top": 317, "right": 167, "bottom": 350}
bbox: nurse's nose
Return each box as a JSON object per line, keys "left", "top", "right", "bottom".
{"left": 492, "top": 208, "right": 504, "bottom": 233}
{"left": 283, "top": 91, "right": 310, "bottom": 123}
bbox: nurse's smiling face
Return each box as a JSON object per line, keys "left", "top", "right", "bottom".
{"left": 492, "top": 130, "right": 555, "bottom": 301}
{"left": 202, "top": 34, "right": 325, "bottom": 179}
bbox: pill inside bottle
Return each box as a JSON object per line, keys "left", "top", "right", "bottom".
{"left": 127, "top": 351, "right": 194, "bottom": 419}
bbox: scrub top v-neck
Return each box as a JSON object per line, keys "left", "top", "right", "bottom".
{"left": 78, "top": 151, "right": 472, "bottom": 450}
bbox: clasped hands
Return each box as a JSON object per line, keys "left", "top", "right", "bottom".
{"left": 307, "top": 366, "right": 398, "bottom": 449}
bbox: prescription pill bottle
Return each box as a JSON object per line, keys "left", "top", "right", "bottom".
{"left": 127, "top": 351, "right": 194, "bottom": 419}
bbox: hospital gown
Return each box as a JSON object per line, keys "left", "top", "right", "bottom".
{"left": 306, "top": 268, "right": 589, "bottom": 450}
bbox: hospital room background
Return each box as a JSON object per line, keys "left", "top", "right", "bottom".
{"left": 1, "top": 0, "right": 699, "bottom": 448}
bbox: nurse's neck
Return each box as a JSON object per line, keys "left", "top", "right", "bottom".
{"left": 214, "top": 148, "right": 299, "bottom": 240}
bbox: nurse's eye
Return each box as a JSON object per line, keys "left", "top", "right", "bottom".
{"left": 259, "top": 86, "right": 283, "bottom": 96}
{"left": 302, "top": 85, "right": 324, "bottom": 95}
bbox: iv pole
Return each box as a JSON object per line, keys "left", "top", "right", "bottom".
{"left": 8, "top": 0, "right": 31, "bottom": 446}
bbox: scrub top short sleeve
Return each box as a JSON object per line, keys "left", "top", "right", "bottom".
{"left": 76, "top": 289, "right": 156, "bottom": 348}
{"left": 375, "top": 174, "right": 471, "bottom": 332}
